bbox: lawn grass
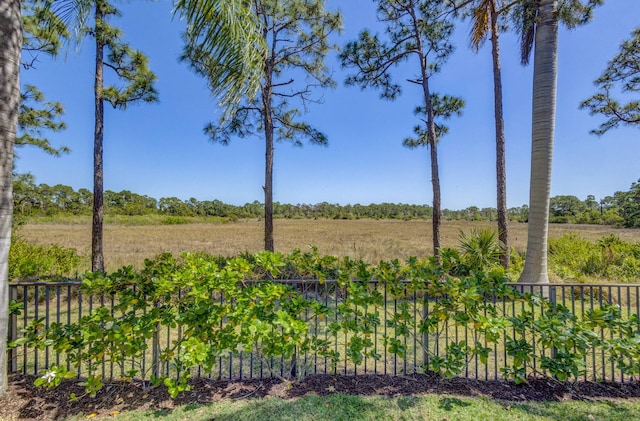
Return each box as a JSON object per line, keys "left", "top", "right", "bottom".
{"left": 59, "top": 392, "right": 640, "bottom": 421}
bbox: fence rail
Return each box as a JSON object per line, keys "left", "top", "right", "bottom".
{"left": 8, "top": 281, "right": 640, "bottom": 382}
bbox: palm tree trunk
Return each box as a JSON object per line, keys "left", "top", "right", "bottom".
{"left": 92, "top": 3, "right": 105, "bottom": 272}
{"left": 0, "top": 0, "right": 21, "bottom": 394}
{"left": 519, "top": 0, "right": 558, "bottom": 284}
{"left": 490, "top": 3, "right": 509, "bottom": 268}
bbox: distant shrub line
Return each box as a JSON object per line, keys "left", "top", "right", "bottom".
{"left": 13, "top": 176, "right": 640, "bottom": 226}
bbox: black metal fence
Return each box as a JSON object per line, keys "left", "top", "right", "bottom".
{"left": 8, "top": 281, "right": 640, "bottom": 382}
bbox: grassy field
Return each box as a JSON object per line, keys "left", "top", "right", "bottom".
{"left": 17, "top": 218, "right": 640, "bottom": 272}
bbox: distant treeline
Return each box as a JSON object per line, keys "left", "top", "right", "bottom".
{"left": 12, "top": 175, "right": 640, "bottom": 227}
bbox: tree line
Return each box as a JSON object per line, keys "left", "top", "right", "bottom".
{"left": 13, "top": 175, "right": 640, "bottom": 227}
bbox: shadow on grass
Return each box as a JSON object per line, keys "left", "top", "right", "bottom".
{"left": 438, "top": 396, "right": 471, "bottom": 411}
{"left": 508, "top": 399, "right": 640, "bottom": 421}
{"left": 192, "top": 394, "right": 386, "bottom": 421}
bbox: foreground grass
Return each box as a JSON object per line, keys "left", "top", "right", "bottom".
{"left": 62, "top": 393, "right": 640, "bottom": 421}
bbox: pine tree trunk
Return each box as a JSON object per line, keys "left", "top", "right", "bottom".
{"left": 262, "top": 73, "right": 274, "bottom": 253}
{"left": 490, "top": 4, "right": 509, "bottom": 269}
{"left": 420, "top": 55, "right": 441, "bottom": 261}
{"left": 264, "top": 127, "right": 274, "bottom": 253}
{"left": 410, "top": 5, "right": 442, "bottom": 263}
{"left": 0, "top": 0, "right": 21, "bottom": 395}
{"left": 430, "top": 127, "right": 441, "bottom": 261}
{"left": 519, "top": 0, "right": 558, "bottom": 284}
{"left": 92, "top": 3, "right": 105, "bottom": 272}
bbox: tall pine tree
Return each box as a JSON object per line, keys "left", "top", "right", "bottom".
{"left": 183, "top": 0, "right": 341, "bottom": 252}
{"left": 85, "top": 0, "right": 158, "bottom": 271}
{"left": 341, "top": 0, "right": 461, "bottom": 261}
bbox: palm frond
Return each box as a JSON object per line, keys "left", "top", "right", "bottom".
{"left": 469, "top": 0, "right": 491, "bottom": 52}
{"left": 174, "top": 0, "right": 266, "bottom": 120}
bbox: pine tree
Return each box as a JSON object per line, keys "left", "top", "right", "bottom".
{"left": 87, "top": 0, "right": 158, "bottom": 272}
{"left": 340, "top": 0, "right": 461, "bottom": 261}
{"left": 580, "top": 28, "right": 640, "bottom": 135}
{"left": 183, "top": 0, "right": 341, "bottom": 252}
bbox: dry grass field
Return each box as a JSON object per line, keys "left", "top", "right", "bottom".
{"left": 17, "top": 218, "right": 640, "bottom": 272}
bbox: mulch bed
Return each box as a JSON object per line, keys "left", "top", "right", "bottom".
{"left": 2, "top": 373, "right": 640, "bottom": 420}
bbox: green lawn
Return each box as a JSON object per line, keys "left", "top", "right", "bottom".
{"left": 61, "top": 393, "right": 640, "bottom": 421}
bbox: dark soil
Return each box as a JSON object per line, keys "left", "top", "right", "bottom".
{"left": 2, "top": 373, "right": 640, "bottom": 420}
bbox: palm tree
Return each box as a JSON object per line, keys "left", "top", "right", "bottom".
{"left": 518, "top": 0, "right": 559, "bottom": 284}
{"left": 174, "top": 0, "right": 265, "bottom": 117}
{"left": 468, "top": 0, "right": 509, "bottom": 268}
{"left": 517, "top": 0, "right": 602, "bottom": 284}
{"left": 0, "top": 0, "right": 21, "bottom": 396}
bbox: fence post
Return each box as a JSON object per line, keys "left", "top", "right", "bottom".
{"left": 8, "top": 286, "right": 17, "bottom": 373}
{"left": 550, "top": 285, "right": 557, "bottom": 361}
{"left": 422, "top": 293, "right": 428, "bottom": 371}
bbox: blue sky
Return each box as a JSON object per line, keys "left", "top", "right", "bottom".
{"left": 16, "top": 0, "right": 639, "bottom": 210}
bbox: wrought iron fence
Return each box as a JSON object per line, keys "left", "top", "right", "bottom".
{"left": 8, "top": 281, "right": 640, "bottom": 382}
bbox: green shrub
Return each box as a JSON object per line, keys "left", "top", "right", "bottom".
{"left": 161, "top": 216, "right": 190, "bottom": 225}
{"left": 9, "top": 237, "right": 84, "bottom": 280}
{"left": 548, "top": 233, "right": 640, "bottom": 282}
{"left": 14, "top": 250, "right": 640, "bottom": 398}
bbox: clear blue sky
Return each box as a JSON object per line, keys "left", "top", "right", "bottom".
{"left": 16, "top": 0, "right": 639, "bottom": 210}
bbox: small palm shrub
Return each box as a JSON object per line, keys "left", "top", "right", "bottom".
{"left": 458, "top": 228, "right": 502, "bottom": 272}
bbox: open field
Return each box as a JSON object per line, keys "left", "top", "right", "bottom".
{"left": 17, "top": 219, "right": 640, "bottom": 272}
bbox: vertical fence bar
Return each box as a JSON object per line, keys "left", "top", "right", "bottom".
{"left": 33, "top": 286, "right": 39, "bottom": 375}
{"left": 393, "top": 295, "right": 397, "bottom": 376}
{"left": 550, "top": 285, "right": 557, "bottom": 364}
{"left": 66, "top": 284, "right": 71, "bottom": 372}
{"left": 492, "top": 293, "right": 498, "bottom": 380}
{"left": 77, "top": 287, "right": 83, "bottom": 378}
{"left": 55, "top": 285, "right": 61, "bottom": 368}
{"left": 152, "top": 302, "right": 160, "bottom": 380}
{"left": 422, "top": 286, "right": 429, "bottom": 373}
{"left": 413, "top": 287, "right": 417, "bottom": 374}
{"left": 588, "top": 285, "right": 596, "bottom": 381}
{"left": 483, "top": 292, "right": 489, "bottom": 380}
{"left": 44, "top": 286, "right": 51, "bottom": 371}
{"left": 322, "top": 281, "right": 328, "bottom": 375}
{"left": 384, "top": 284, "right": 388, "bottom": 376}
{"left": 334, "top": 284, "right": 339, "bottom": 376}
{"left": 22, "top": 285, "right": 27, "bottom": 375}
{"left": 402, "top": 285, "right": 407, "bottom": 376}
{"left": 373, "top": 281, "right": 379, "bottom": 375}
{"left": 8, "top": 286, "right": 17, "bottom": 373}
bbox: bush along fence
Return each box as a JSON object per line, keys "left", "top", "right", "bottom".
{"left": 8, "top": 251, "right": 640, "bottom": 398}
